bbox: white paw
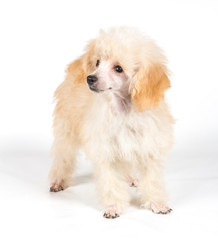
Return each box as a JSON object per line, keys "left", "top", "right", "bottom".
{"left": 50, "top": 182, "right": 65, "bottom": 192}
{"left": 103, "top": 205, "right": 120, "bottom": 219}
{"left": 127, "top": 176, "right": 139, "bottom": 187}
{"left": 142, "top": 201, "right": 172, "bottom": 214}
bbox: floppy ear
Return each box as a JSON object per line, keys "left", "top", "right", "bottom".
{"left": 66, "top": 39, "right": 96, "bottom": 83}
{"left": 67, "top": 55, "right": 86, "bottom": 82}
{"left": 131, "top": 63, "right": 170, "bottom": 111}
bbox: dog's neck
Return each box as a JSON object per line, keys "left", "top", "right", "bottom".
{"left": 108, "top": 90, "right": 131, "bottom": 114}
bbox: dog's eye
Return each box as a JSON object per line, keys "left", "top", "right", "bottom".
{"left": 96, "top": 60, "right": 100, "bottom": 67}
{"left": 114, "top": 65, "right": 123, "bottom": 73}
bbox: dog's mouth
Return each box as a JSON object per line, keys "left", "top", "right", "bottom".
{"left": 89, "top": 86, "right": 104, "bottom": 93}
{"left": 89, "top": 86, "right": 112, "bottom": 93}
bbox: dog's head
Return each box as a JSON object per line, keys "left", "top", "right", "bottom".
{"left": 68, "top": 27, "right": 170, "bottom": 111}
{"left": 86, "top": 60, "right": 129, "bottom": 94}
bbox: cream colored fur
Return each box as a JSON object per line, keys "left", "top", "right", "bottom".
{"left": 49, "top": 27, "right": 174, "bottom": 218}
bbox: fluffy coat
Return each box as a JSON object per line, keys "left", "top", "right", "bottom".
{"left": 49, "top": 27, "right": 174, "bottom": 218}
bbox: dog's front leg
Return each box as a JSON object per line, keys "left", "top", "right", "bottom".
{"left": 94, "top": 161, "right": 130, "bottom": 218}
{"left": 137, "top": 155, "right": 172, "bottom": 214}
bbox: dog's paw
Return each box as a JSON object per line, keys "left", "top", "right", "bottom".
{"left": 103, "top": 205, "right": 120, "bottom": 219}
{"left": 50, "top": 182, "right": 65, "bottom": 192}
{"left": 141, "top": 201, "right": 172, "bottom": 214}
{"left": 151, "top": 203, "right": 172, "bottom": 214}
{"left": 127, "top": 176, "right": 139, "bottom": 187}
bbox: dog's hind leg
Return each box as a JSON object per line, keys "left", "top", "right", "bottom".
{"left": 49, "top": 118, "right": 78, "bottom": 192}
{"left": 49, "top": 136, "right": 78, "bottom": 192}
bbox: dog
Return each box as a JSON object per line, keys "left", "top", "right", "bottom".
{"left": 49, "top": 27, "right": 174, "bottom": 218}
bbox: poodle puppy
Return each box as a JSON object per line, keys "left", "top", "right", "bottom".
{"left": 49, "top": 27, "right": 174, "bottom": 218}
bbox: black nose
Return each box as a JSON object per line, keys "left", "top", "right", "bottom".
{"left": 87, "top": 75, "right": 98, "bottom": 85}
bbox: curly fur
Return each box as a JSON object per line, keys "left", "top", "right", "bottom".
{"left": 49, "top": 27, "right": 174, "bottom": 217}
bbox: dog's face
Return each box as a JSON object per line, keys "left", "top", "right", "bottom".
{"left": 68, "top": 27, "right": 171, "bottom": 111}
{"left": 87, "top": 59, "right": 129, "bottom": 95}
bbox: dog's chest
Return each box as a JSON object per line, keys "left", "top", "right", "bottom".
{"left": 83, "top": 104, "right": 159, "bottom": 161}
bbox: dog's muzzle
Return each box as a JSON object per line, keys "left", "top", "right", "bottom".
{"left": 87, "top": 75, "right": 99, "bottom": 92}
{"left": 87, "top": 75, "right": 98, "bottom": 85}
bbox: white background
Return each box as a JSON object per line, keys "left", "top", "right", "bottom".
{"left": 0, "top": 0, "right": 218, "bottom": 239}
